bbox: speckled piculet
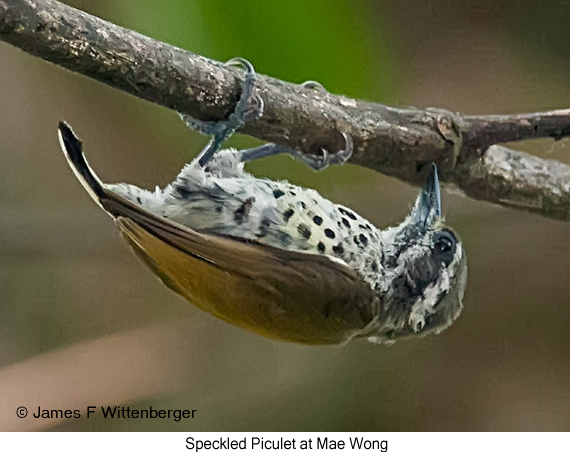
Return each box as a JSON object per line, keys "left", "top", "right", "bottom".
{"left": 58, "top": 58, "right": 467, "bottom": 345}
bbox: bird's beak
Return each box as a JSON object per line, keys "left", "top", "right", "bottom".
{"left": 411, "top": 164, "right": 442, "bottom": 232}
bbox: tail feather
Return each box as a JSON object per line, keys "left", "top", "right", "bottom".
{"left": 58, "top": 121, "right": 107, "bottom": 206}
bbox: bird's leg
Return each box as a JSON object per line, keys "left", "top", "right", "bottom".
{"left": 181, "top": 59, "right": 352, "bottom": 171}
{"left": 237, "top": 79, "right": 352, "bottom": 170}
{"left": 238, "top": 132, "right": 353, "bottom": 170}
{"left": 179, "top": 57, "right": 264, "bottom": 167}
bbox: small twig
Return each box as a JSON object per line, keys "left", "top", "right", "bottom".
{"left": 452, "top": 145, "right": 570, "bottom": 220}
{"left": 462, "top": 110, "right": 570, "bottom": 154}
{"left": 1, "top": 0, "right": 569, "bottom": 220}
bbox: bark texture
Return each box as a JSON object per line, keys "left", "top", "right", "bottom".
{"left": 1, "top": 0, "right": 570, "bottom": 220}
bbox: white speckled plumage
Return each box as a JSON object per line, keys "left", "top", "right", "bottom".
{"left": 109, "top": 148, "right": 383, "bottom": 288}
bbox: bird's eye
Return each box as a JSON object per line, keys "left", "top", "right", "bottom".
{"left": 433, "top": 230, "right": 457, "bottom": 265}
{"left": 436, "top": 236, "right": 453, "bottom": 253}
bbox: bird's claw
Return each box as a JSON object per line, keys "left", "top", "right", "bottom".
{"left": 294, "top": 133, "right": 353, "bottom": 171}
{"left": 179, "top": 57, "right": 263, "bottom": 138}
{"left": 224, "top": 57, "right": 264, "bottom": 128}
{"left": 301, "top": 80, "right": 327, "bottom": 93}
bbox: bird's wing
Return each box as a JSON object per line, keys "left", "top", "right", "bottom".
{"left": 58, "top": 121, "right": 378, "bottom": 344}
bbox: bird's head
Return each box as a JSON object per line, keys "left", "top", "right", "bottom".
{"left": 369, "top": 164, "right": 467, "bottom": 344}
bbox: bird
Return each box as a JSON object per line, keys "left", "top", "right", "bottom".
{"left": 58, "top": 58, "right": 467, "bottom": 345}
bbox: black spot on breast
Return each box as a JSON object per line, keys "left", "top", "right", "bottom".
{"left": 359, "top": 233, "right": 368, "bottom": 246}
{"left": 256, "top": 217, "right": 271, "bottom": 238}
{"left": 317, "top": 242, "right": 326, "bottom": 253}
{"left": 136, "top": 196, "right": 142, "bottom": 204}
{"left": 339, "top": 207, "right": 357, "bottom": 220}
{"left": 313, "top": 215, "right": 323, "bottom": 225}
{"left": 283, "top": 208, "right": 294, "bottom": 222}
{"left": 297, "top": 223, "right": 311, "bottom": 239}
{"left": 353, "top": 235, "right": 360, "bottom": 245}
{"left": 332, "top": 243, "right": 344, "bottom": 255}
{"left": 289, "top": 190, "right": 297, "bottom": 196}
{"left": 280, "top": 232, "right": 292, "bottom": 246}
{"left": 234, "top": 197, "right": 255, "bottom": 224}
{"left": 342, "top": 218, "right": 351, "bottom": 228}
{"left": 324, "top": 228, "right": 336, "bottom": 239}
{"left": 216, "top": 206, "right": 223, "bottom": 213}
{"left": 371, "top": 261, "right": 378, "bottom": 272}
{"left": 300, "top": 201, "right": 307, "bottom": 209}
{"left": 273, "top": 189, "right": 285, "bottom": 199}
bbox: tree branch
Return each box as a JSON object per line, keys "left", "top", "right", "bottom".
{"left": 1, "top": 0, "right": 570, "bottom": 221}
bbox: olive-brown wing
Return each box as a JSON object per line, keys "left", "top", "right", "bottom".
{"left": 106, "top": 194, "right": 378, "bottom": 345}
{"left": 59, "top": 121, "right": 378, "bottom": 344}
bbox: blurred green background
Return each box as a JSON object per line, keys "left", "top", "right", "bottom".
{"left": 1, "top": 0, "right": 570, "bottom": 432}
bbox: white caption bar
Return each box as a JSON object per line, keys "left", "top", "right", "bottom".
{"left": 0, "top": 431, "right": 564, "bottom": 451}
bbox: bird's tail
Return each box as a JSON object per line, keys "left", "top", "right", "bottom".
{"left": 58, "top": 121, "right": 107, "bottom": 207}
{"left": 58, "top": 121, "right": 171, "bottom": 224}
